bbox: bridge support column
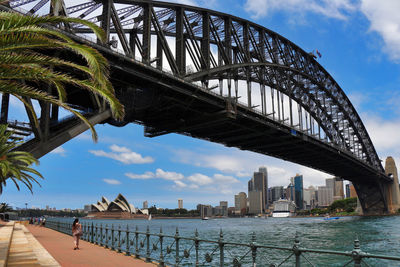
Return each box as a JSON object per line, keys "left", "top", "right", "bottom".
{"left": 354, "top": 180, "right": 388, "bottom": 215}
{"left": 384, "top": 156, "right": 400, "bottom": 214}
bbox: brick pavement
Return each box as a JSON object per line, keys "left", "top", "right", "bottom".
{"left": 27, "top": 225, "right": 156, "bottom": 267}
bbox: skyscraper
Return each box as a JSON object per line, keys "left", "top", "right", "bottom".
{"left": 234, "top": 192, "right": 247, "bottom": 215}
{"left": 178, "top": 199, "right": 183, "bottom": 209}
{"left": 220, "top": 201, "right": 228, "bottom": 217}
{"left": 326, "top": 177, "right": 344, "bottom": 201}
{"left": 143, "top": 201, "right": 148, "bottom": 209}
{"left": 271, "top": 186, "right": 284, "bottom": 202}
{"left": 345, "top": 184, "right": 350, "bottom": 198}
{"left": 248, "top": 191, "right": 263, "bottom": 214}
{"left": 317, "top": 186, "right": 333, "bottom": 207}
{"left": 294, "top": 174, "right": 303, "bottom": 210}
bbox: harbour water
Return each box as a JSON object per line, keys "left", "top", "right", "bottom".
{"left": 51, "top": 216, "right": 400, "bottom": 266}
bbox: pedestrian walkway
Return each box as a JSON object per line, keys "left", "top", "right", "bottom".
{"left": 26, "top": 225, "right": 156, "bottom": 267}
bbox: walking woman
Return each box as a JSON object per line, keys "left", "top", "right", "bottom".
{"left": 72, "top": 218, "right": 82, "bottom": 250}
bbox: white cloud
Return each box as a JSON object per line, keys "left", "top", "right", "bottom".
{"left": 89, "top": 145, "right": 154, "bottom": 164}
{"left": 360, "top": 0, "right": 400, "bottom": 62}
{"left": 103, "top": 179, "right": 121, "bottom": 185}
{"left": 125, "top": 171, "right": 155, "bottom": 179}
{"left": 125, "top": 168, "right": 184, "bottom": 181}
{"left": 244, "top": 0, "right": 357, "bottom": 20}
{"left": 50, "top": 146, "right": 66, "bottom": 156}
{"left": 187, "top": 173, "right": 213, "bottom": 185}
{"left": 363, "top": 115, "right": 400, "bottom": 154}
{"left": 174, "top": 180, "right": 187, "bottom": 188}
{"left": 155, "top": 169, "right": 184, "bottom": 181}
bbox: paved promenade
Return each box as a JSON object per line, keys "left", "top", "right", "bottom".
{"left": 27, "top": 225, "right": 156, "bottom": 267}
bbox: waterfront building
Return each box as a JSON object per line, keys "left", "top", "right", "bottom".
{"left": 83, "top": 205, "right": 91, "bottom": 212}
{"left": 271, "top": 186, "right": 284, "bottom": 203}
{"left": 178, "top": 199, "right": 183, "bottom": 209}
{"left": 286, "top": 183, "right": 295, "bottom": 202}
{"left": 294, "top": 174, "right": 303, "bottom": 210}
{"left": 334, "top": 178, "right": 344, "bottom": 201}
{"left": 143, "top": 200, "right": 148, "bottom": 209}
{"left": 234, "top": 192, "right": 247, "bottom": 215}
{"left": 248, "top": 191, "right": 263, "bottom": 214}
{"left": 303, "top": 186, "right": 317, "bottom": 209}
{"left": 345, "top": 184, "right": 350, "bottom": 198}
{"left": 199, "top": 204, "right": 213, "bottom": 218}
{"left": 90, "top": 194, "right": 147, "bottom": 219}
{"left": 326, "top": 177, "right": 344, "bottom": 202}
{"left": 317, "top": 186, "right": 333, "bottom": 207}
{"left": 272, "top": 199, "right": 296, "bottom": 217}
{"left": 220, "top": 201, "right": 228, "bottom": 217}
{"left": 248, "top": 167, "right": 268, "bottom": 212}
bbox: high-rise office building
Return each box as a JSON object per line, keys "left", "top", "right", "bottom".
{"left": 345, "top": 184, "right": 350, "bottom": 198}
{"left": 294, "top": 174, "right": 303, "bottom": 210}
{"left": 234, "top": 192, "right": 247, "bottom": 215}
{"left": 317, "top": 186, "right": 333, "bottom": 207}
{"left": 143, "top": 201, "right": 148, "bottom": 209}
{"left": 248, "top": 167, "right": 268, "bottom": 211}
{"left": 271, "top": 186, "right": 284, "bottom": 202}
{"left": 286, "top": 183, "right": 295, "bottom": 202}
{"left": 178, "top": 199, "right": 183, "bottom": 209}
{"left": 326, "top": 177, "right": 344, "bottom": 201}
{"left": 303, "top": 186, "right": 316, "bottom": 209}
{"left": 248, "top": 191, "right": 263, "bottom": 214}
{"left": 220, "top": 201, "right": 228, "bottom": 217}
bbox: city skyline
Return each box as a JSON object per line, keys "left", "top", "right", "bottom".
{"left": 2, "top": 0, "right": 400, "bottom": 210}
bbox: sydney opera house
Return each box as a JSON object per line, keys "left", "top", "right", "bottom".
{"left": 89, "top": 194, "right": 148, "bottom": 219}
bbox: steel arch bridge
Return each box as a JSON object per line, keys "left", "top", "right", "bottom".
{"left": 0, "top": 0, "right": 395, "bottom": 214}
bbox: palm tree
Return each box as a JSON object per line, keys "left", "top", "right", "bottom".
{"left": 0, "top": 10, "right": 124, "bottom": 141}
{"left": 0, "top": 124, "right": 42, "bottom": 193}
{"left": 0, "top": 7, "right": 125, "bottom": 192}
{"left": 0, "top": 202, "right": 12, "bottom": 212}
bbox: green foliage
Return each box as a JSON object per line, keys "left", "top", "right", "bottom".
{"left": 0, "top": 124, "right": 42, "bottom": 193}
{"left": 0, "top": 203, "right": 12, "bottom": 212}
{"left": 17, "top": 209, "right": 86, "bottom": 218}
{"left": 148, "top": 205, "right": 200, "bottom": 217}
{"left": 0, "top": 10, "right": 124, "bottom": 141}
{"left": 328, "top": 197, "right": 357, "bottom": 213}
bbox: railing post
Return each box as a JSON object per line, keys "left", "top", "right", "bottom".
{"left": 105, "top": 224, "right": 109, "bottom": 248}
{"left": 95, "top": 224, "right": 98, "bottom": 244}
{"left": 118, "top": 225, "right": 122, "bottom": 253}
{"left": 293, "top": 232, "right": 301, "bottom": 267}
{"left": 175, "top": 227, "right": 180, "bottom": 267}
{"left": 111, "top": 224, "right": 115, "bottom": 250}
{"left": 352, "top": 237, "right": 362, "bottom": 267}
{"left": 100, "top": 224, "right": 103, "bottom": 246}
{"left": 195, "top": 229, "right": 199, "bottom": 267}
{"left": 126, "top": 224, "right": 130, "bottom": 256}
{"left": 159, "top": 227, "right": 164, "bottom": 267}
{"left": 251, "top": 232, "right": 257, "bottom": 267}
{"left": 57, "top": 221, "right": 59, "bottom": 232}
{"left": 135, "top": 226, "right": 139, "bottom": 258}
{"left": 219, "top": 229, "right": 224, "bottom": 267}
{"left": 91, "top": 222, "right": 94, "bottom": 243}
{"left": 146, "top": 225, "right": 151, "bottom": 262}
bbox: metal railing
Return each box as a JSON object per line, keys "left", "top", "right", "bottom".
{"left": 45, "top": 218, "right": 400, "bottom": 266}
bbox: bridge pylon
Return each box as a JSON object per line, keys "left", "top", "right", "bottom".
{"left": 385, "top": 157, "right": 400, "bottom": 214}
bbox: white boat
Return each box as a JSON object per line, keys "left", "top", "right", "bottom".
{"left": 148, "top": 214, "right": 152, "bottom": 221}
{"left": 202, "top": 217, "right": 209, "bottom": 220}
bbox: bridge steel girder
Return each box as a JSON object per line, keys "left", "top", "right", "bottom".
{"left": 4, "top": 0, "right": 391, "bottom": 214}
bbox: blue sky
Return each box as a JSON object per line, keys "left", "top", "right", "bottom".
{"left": 2, "top": 0, "right": 400, "bottom": 210}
